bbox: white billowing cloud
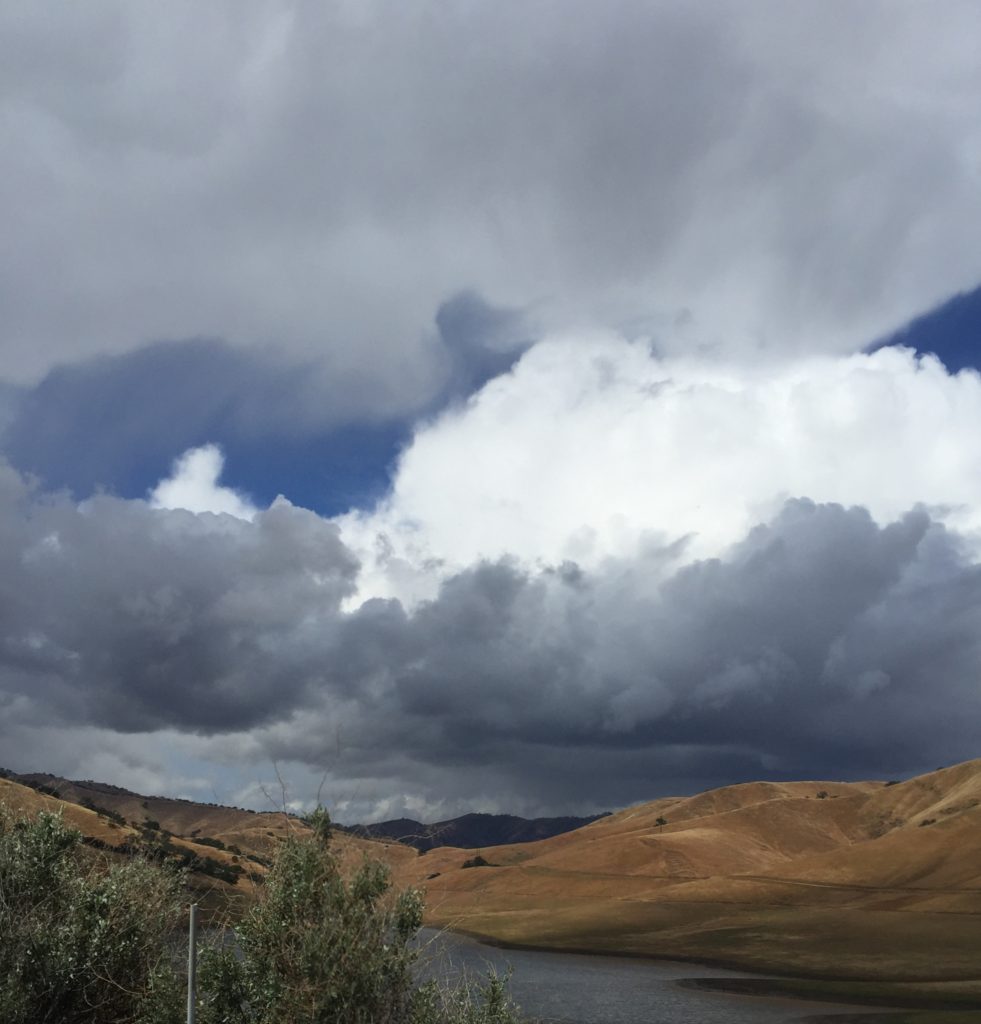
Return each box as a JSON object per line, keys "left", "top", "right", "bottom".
{"left": 340, "top": 336, "right": 981, "bottom": 604}
{"left": 149, "top": 444, "right": 258, "bottom": 520}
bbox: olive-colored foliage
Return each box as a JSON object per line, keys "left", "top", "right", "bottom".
{"left": 411, "top": 972, "right": 519, "bottom": 1024}
{"left": 0, "top": 805, "right": 522, "bottom": 1024}
{"left": 198, "top": 808, "right": 521, "bottom": 1024}
{"left": 199, "top": 808, "right": 417, "bottom": 1024}
{"left": 0, "top": 808, "right": 183, "bottom": 1024}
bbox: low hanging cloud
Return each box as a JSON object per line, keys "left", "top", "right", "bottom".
{"left": 0, "top": 465, "right": 358, "bottom": 733}
{"left": 312, "top": 500, "right": 981, "bottom": 811}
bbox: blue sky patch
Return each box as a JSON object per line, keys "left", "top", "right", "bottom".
{"left": 872, "top": 283, "right": 981, "bottom": 372}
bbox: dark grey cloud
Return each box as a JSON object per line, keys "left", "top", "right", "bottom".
{"left": 306, "top": 500, "right": 980, "bottom": 808}
{"left": 2, "top": 1, "right": 980, "bottom": 396}
{"left": 1, "top": 461, "right": 979, "bottom": 814}
{"left": 0, "top": 465, "right": 358, "bottom": 732}
{"left": 435, "top": 291, "right": 531, "bottom": 400}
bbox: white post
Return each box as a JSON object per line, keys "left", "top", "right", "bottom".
{"left": 187, "top": 903, "right": 198, "bottom": 1024}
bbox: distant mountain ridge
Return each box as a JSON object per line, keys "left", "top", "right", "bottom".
{"left": 341, "top": 811, "right": 610, "bottom": 852}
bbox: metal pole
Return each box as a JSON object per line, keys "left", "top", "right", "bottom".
{"left": 187, "top": 903, "right": 198, "bottom": 1024}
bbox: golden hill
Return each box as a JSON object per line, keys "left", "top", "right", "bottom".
{"left": 0, "top": 775, "right": 269, "bottom": 909}
{"left": 13, "top": 772, "right": 413, "bottom": 871}
{"left": 1, "top": 773, "right": 414, "bottom": 915}
{"left": 9, "top": 760, "right": 981, "bottom": 984}
{"left": 394, "top": 761, "right": 981, "bottom": 984}
{"left": 0, "top": 775, "right": 137, "bottom": 848}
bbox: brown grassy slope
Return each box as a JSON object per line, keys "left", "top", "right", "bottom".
{"left": 0, "top": 776, "right": 268, "bottom": 907}
{"left": 394, "top": 761, "right": 981, "bottom": 983}
{"left": 0, "top": 776, "right": 139, "bottom": 847}
{"left": 3, "top": 772, "right": 419, "bottom": 924}
{"left": 10, "top": 772, "right": 415, "bottom": 884}
{"left": 17, "top": 773, "right": 283, "bottom": 845}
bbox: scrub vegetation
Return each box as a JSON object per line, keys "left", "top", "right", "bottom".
{"left": 0, "top": 806, "right": 521, "bottom": 1024}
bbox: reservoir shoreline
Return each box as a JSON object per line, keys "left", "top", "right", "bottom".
{"left": 427, "top": 924, "right": 981, "bottom": 1016}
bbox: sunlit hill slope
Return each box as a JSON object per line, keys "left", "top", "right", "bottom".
{"left": 0, "top": 771, "right": 413, "bottom": 913}
{"left": 6, "top": 760, "right": 981, "bottom": 983}
{"left": 394, "top": 761, "right": 981, "bottom": 983}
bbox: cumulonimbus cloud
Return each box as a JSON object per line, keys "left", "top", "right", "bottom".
{"left": 5, "top": 3, "right": 981, "bottom": 818}
{"left": 2, "top": 333, "right": 981, "bottom": 814}
{"left": 339, "top": 337, "right": 981, "bottom": 607}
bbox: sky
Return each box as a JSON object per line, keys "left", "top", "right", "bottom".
{"left": 2, "top": 1, "right": 981, "bottom": 823}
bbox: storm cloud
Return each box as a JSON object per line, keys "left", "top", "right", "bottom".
{"left": 3, "top": 3, "right": 981, "bottom": 821}
{"left": 3, "top": 1, "right": 981, "bottom": 397}
{"left": 2, "top": 445, "right": 980, "bottom": 816}
{"left": 0, "top": 465, "right": 358, "bottom": 732}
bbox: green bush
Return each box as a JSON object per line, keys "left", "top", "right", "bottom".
{"left": 411, "top": 971, "right": 518, "bottom": 1024}
{"left": 198, "top": 809, "right": 521, "bottom": 1024}
{"left": 0, "top": 807, "right": 183, "bottom": 1024}
{"left": 0, "top": 806, "right": 522, "bottom": 1024}
{"left": 461, "top": 855, "right": 492, "bottom": 869}
{"left": 195, "top": 836, "right": 227, "bottom": 850}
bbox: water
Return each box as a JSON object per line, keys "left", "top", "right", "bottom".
{"left": 417, "top": 929, "right": 868, "bottom": 1024}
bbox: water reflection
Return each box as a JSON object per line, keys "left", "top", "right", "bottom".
{"left": 417, "top": 928, "right": 868, "bottom": 1024}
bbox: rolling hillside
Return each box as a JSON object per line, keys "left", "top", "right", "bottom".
{"left": 8, "top": 760, "right": 981, "bottom": 985}
{"left": 0, "top": 771, "right": 414, "bottom": 914}
{"left": 394, "top": 762, "right": 981, "bottom": 984}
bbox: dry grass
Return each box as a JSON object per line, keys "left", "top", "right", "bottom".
{"left": 10, "top": 760, "right": 981, "bottom": 990}
{"left": 1, "top": 772, "right": 414, "bottom": 921}
{"left": 394, "top": 760, "right": 981, "bottom": 984}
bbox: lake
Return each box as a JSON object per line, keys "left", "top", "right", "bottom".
{"left": 417, "top": 928, "right": 869, "bottom": 1024}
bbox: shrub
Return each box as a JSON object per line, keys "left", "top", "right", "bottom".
{"left": 198, "top": 809, "right": 422, "bottom": 1024}
{"left": 412, "top": 970, "right": 518, "bottom": 1024}
{"left": 0, "top": 806, "right": 522, "bottom": 1024}
{"left": 0, "top": 807, "right": 183, "bottom": 1024}
{"left": 197, "top": 809, "right": 521, "bottom": 1024}
{"left": 461, "top": 855, "right": 492, "bottom": 869}
{"left": 196, "top": 836, "right": 227, "bottom": 850}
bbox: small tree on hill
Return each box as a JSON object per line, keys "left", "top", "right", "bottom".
{"left": 655, "top": 816, "right": 668, "bottom": 834}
